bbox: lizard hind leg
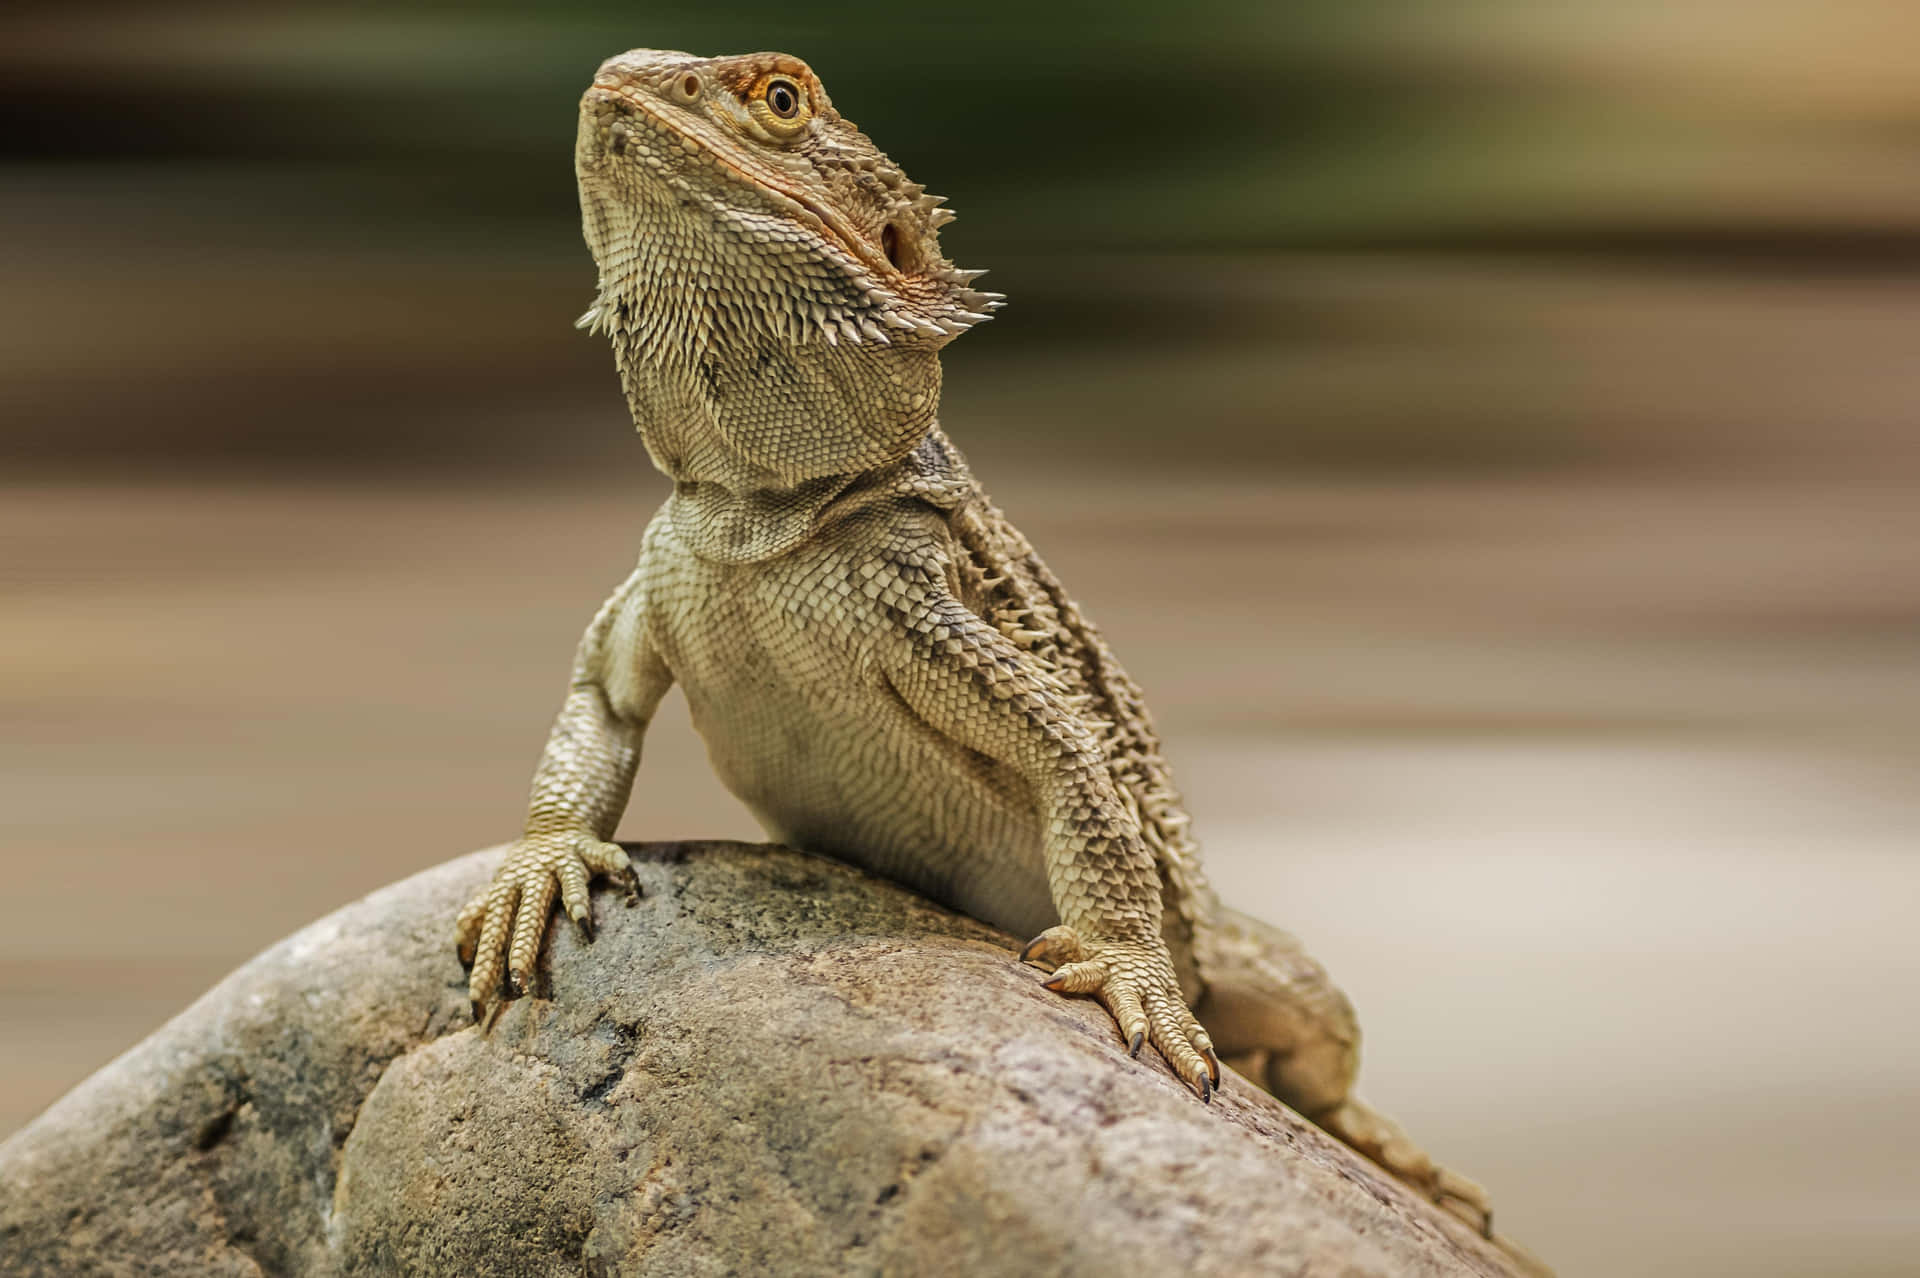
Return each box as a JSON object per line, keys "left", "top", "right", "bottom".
{"left": 1192, "top": 907, "right": 1495, "bottom": 1238}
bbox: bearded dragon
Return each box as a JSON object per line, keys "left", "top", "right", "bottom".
{"left": 458, "top": 47, "right": 1506, "bottom": 1243}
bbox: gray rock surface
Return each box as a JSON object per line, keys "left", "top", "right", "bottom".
{"left": 0, "top": 842, "right": 1527, "bottom": 1277}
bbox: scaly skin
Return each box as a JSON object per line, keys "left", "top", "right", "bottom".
{"left": 456, "top": 47, "right": 1527, "bottom": 1256}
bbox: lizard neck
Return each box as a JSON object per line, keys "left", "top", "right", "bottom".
{"left": 663, "top": 426, "right": 976, "bottom": 565}
{"left": 664, "top": 472, "right": 860, "bottom": 565}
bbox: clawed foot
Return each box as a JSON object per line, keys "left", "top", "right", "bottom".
{"left": 1020, "top": 924, "right": 1221, "bottom": 1101}
{"left": 455, "top": 832, "right": 638, "bottom": 1020}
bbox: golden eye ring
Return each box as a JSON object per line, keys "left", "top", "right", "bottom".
{"left": 766, "top": 77, "right": 801, "bottom": 119}
{"left": 749, "top": 73, "right": 813, "bottom": 137}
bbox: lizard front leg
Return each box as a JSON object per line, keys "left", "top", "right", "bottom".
{"left": 875, "top": 555, "right": 1219, "bottom": 1099}
{"left": 457, "top": 567, "right": 673, "bottom": 1019}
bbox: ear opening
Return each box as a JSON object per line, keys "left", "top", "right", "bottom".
{"left": 881, "top": 221, "right": 910, "bottom": 271}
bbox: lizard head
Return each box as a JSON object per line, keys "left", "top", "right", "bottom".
{"left": 576, "top": 49, "right": 1002, "bottom": 488}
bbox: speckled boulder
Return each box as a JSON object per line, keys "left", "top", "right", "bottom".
{"left": 0, "top": 842, "right": 1528, "bottom": 1277}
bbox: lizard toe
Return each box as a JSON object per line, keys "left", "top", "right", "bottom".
{"left": 1040, "top": 959, "right": 1107, "bottom": 995}
{"left": 460, "top": 833, "right": 629, "bottom": 1020}
{"left": 1034, "top": 935, "right": 1217, "bottom": 1103}
{"left": 1017, "top": 923, "right": 1086, "bottom": 969}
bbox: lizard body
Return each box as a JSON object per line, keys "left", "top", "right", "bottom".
{"left": 459, "top": 48, "right": 1504, "bottom": 1242}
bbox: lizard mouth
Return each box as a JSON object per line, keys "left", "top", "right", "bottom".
{"left": 584, "top": 84, "right": 896, "bottom": 283}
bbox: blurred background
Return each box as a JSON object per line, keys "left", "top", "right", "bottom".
{"left": 4, "top": 2, "right": 1918, "bottom": 1273}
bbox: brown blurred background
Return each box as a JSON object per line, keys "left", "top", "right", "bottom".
{"left": 4, "top": 2, "right": 1918, "bottom": 1274}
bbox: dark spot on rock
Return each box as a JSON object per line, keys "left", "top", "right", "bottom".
{"left": 194, "top": 1106, "right": 237, "bottom": 1151}
{"left": 581, "top": 1068, "right": 624, "bottom": 1104}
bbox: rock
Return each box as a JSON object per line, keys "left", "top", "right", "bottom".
{"left": 0, "top": 842, "right": 1529, "bottom": 1277}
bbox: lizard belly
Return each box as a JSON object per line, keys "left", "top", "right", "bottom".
{"left": 655, "top": 552, "right": 1059, "bottom": 942}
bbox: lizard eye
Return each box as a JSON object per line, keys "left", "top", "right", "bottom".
{"left": 766, "top": 79, "right": 801, "bottom": 119}
{"left": 749, "top": 73, "right": 813, "bottom": 137}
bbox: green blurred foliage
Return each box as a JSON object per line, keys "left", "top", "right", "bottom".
{"left": 6, "top": 1, "right": 1362, "bottom": 250}
{"left": 15, "top": 0, "right": 1913, "bottom": 252}
{"left": 2, "top": 1, "right": 1916, "bottom": 476}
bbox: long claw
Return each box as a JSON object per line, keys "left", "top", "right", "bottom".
{"left": 1200, "top": 1073, "right": 1213, "bottom": 1105}
{"left": 1128, "top": 1030, "right": 1144, "bottom": 1058}
{"left": 573, "top": 910, "right": 595, "bottom": 942}
{"left": 470, "top": 999, "right": 484, "bottom": 1024}
{"left": 1203, "top": 1047, "right": 1221, "bottom": 1085}
{"left": 1018, "top": 925, "right": 1086, "bottom": 971}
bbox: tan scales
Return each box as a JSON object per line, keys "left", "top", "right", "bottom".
{"left": 455, "top": 47, "right": 1530, "bottom": 1257}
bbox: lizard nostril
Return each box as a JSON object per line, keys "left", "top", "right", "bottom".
{"left": 674, "top": 72, "right": 701, "bottom": 103}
